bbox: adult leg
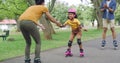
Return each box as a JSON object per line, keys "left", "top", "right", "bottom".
{"left": 111, "top": 27, "right": 116, "bottom": 40}
{"left": 102, "top": 19, "right": 108, "bottom": 40}
{"left": 110, "top": 20, "right": 116, "bottom": 40}
{"left": 102, "top": 27, "right": 108, "bottom": 40}
{"left": 101, "top": 19, "right": 108, "bottom": 47}
{"left": 20, "top": 21, "right": 32, "bottom": 60}
{"left": 21, "top": 30, "right": 31, "bottom": 60}
{"left": 110, "top": 20, "right": 118, "bottom": 48}
{"left": 28, "top": 23, "right": 41, "bottom": 62}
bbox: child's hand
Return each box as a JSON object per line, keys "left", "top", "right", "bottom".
{"left": 59, "top": 24, "right": 66, "bottom": 28}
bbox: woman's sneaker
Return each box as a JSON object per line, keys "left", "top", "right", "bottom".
{"left": 113, "top": 40, "right": 118, "bottom": 50}
{"left": 25, "top": 59, "right": 31, "bottom": 63}
{"left": 65, "top": 49, "right": 73, "bottom": 57}
{"left": 101, "top": 40, "right": 106, "bottom": 49}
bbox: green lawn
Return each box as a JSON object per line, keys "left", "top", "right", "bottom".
{"left": 0, "top": 27, "right": 120, "bottom": 61}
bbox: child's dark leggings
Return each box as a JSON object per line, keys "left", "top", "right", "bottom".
{"left": 19, "top": 20, "right": 41, "bottom": 60}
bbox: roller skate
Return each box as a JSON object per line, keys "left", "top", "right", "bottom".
{"left": 34, "top": 58, "right": 41, "bottom": 63}
{"left": 80, "top": 49, "right": 84, "bottom": 57}
{"left": 65, "top": 49, "right": 73, "bottom": 57}
{"left": 101, "top": 40, "right": 106, "bottom": 49}
{"left": 113, "top": 40, "right": 118, "bottom": 50}
{"left": 25, "top": 59, "right": 31, "bottom": 63}
{"left": 80, "top": 52, "right": 84, "bottom": 57}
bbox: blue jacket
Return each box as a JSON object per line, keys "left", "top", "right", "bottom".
{"left": 100, "top": 0, "right": 116, "bottom": 20}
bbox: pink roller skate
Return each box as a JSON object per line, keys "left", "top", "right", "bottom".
{"left": 65, "top": 49, "right": 73, "bottom": 57}
{"left": 80, "top": 52, "right": 84, "bottom": 57}
{"left": 80, "top": 49, "right": 84, "bottom": 57}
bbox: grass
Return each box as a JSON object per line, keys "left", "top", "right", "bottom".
{"left": 0, "top": 27, "right": 120, "bottom": 61}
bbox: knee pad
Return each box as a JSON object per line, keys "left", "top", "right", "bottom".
{"left": 68, "top": 41, "right": 72, "bottom": 47}
{"left": 77, "top": 39, "right": 82, "bottom": 45}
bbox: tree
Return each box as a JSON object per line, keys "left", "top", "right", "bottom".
{"left": 91, "top": 0, "right": 103, "bottom": 29}
{"left": 115, "top": 5, "right": 120, "bottom": 25}
{"left": 26, "top": 0, "right": 35, "bottom": 6}
{"left": 116, "top": 0, "right": 120, "bottom": 4}
{"left": 0, "top": 0, "right": 28, "bottom": 31}
{"left": 0, "top": 0, "right": 28, "bottom": 20}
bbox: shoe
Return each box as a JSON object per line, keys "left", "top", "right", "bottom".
{"left": 65, "top": 49, "right": 73, "bottom": 57}
{"left": 34, "top": 59, "right": 41, "bottom": 63}
{"left": 113, "top": 40, "right": 118, "bottom": 50}
{"left": 101, "top": 40, "right": 106, "bottom": 49}
{"left": 25, "top": 59, "right": 31, "bottom": 63}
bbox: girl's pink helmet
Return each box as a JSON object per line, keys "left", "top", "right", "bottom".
{"left": 68, "top": 8, "right": 76, "bottom": 14}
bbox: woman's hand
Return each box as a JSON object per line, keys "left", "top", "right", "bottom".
{"left": 38, "top": 24, "right": 45, "bottom": 30}
{"left": 56, "top": 21, "right": 63, "bottom": 27}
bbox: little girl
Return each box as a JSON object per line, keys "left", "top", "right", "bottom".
{"left": 61, "top": 8, "right": 84, "bottom": 57}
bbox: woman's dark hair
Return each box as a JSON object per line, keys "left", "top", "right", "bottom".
{"left": 35, "top": 0, "right": 45, "bottom": 5}
{"left": 68, "top": 12, "right": 78, "bottom": 19}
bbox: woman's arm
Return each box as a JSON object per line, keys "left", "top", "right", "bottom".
{"left": 45, "top": 12, "right": 62, "bottom": 27}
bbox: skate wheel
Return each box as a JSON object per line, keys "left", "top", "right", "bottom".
{"left": 65, "top": 54, "right": 73, "bottom": 57}
{"left": 80, "top": 55, "right": 84, "bottom": 57}
{"left": 69, "top": 54, "right": 73, "bottom": 57}
{"left": 114, "top": 47, "right": 118, "bottom": 50}
{"left": 65, "top": 55, "right": 69, "bottom": 57}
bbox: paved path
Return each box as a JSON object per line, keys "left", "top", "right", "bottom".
{"left": 1, "top": 34, "right": 120, "bottom": 63}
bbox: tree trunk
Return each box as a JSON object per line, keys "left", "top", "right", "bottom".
{"left": 39, "top": 0, "right": 56, "bottom": 39}
{"left": 15, "top": 15, "right": 20, "bottom": 32}
{"left": 91, "top": 0, "right": 103, "bottom": 29}
{"left": 40, "top": 15, "right": 52, "bottom": 40}
{"left": 116, "top": 0, "right": 120, "bottom": 4}
{"left": 47, "top": 20, "right": 56, "bottom": 34}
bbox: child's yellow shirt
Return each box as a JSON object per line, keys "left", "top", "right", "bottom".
{"left": 64, "top": 19, "right": 81, "bottom": 30}
{"left": 18, "top": 5, "right": 48, "bottom": 24}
